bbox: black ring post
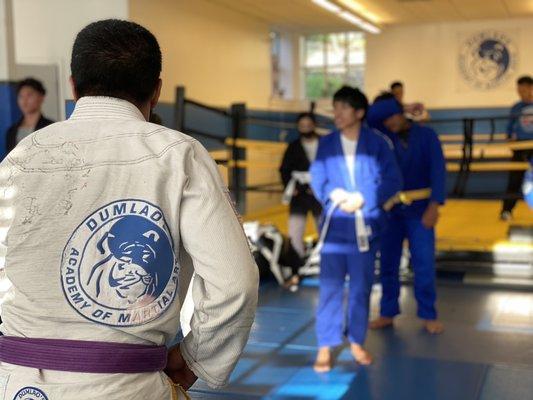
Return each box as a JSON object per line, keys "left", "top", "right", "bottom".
{"left": 230, "top": 103, "right": 247, "bottom": 214}
{"left": 174, "top": 86, "right": 186, "bottom": 132}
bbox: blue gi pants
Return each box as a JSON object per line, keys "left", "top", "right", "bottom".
{"left": 316, "top": 242, "right": 378, "bottom": 347}
{"left": 379, "top": 213, "right": 437, "bottom": 320}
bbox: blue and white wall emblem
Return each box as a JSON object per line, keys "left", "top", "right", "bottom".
{"left": 61, "top": 199, "right": 178, "bottom": 326}
{"left": 459, "top": 31, "right": 517, "bottom": 89}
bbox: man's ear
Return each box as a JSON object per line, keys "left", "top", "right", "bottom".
{"left": 69, "top": 76, "right": 79, "bottom": 101}
{"left": 150, "top": 79, "right": 162, "bottom": 109}
{"left": 356, "top": 109, "right": 365, "bottom": 120}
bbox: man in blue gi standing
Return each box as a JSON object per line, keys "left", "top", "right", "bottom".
{"left": 367, "top": 93, "right": 446, "bottom": 335}
{"left": 310, "top": 86, "right": 402, "bottom": 371}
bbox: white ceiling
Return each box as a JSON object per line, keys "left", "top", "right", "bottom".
{"left": 347, "top": 0, "right": 533, "bottom": 25}
{"left": 207, "top": 0, "right": 533, "bottom": 32}
{"left": 206, "top": 0, "right": 354, "bottom": 32}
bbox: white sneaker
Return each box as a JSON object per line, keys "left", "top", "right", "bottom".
{"left": 500, "top": 211, "right": 512, "bottom": 221}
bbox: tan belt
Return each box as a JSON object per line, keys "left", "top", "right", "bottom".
{"left": 168, "top": 377, "right": 191, "bottom": 400}
{"left": 383, "top": 188, "right": 432, "bottom": 212}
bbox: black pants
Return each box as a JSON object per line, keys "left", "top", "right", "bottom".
{"left": 502, "top": 149, "right": 533, "bottom": 213}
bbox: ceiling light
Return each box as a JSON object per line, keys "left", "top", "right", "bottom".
{"left": 338, "top": 0, "right": 381, "bottom": 24}
{"left": 340, "top": 11, "right": 381, "bottom": 34}
{"left": 312, "top": 0, "right": 341, "bottom": 13}
{"left": 311, "top": 1, "right": 381, "bottom": 34}
{"left": 339, "top": 11, "right": 363, "bottom": 24}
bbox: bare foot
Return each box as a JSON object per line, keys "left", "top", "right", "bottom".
{"left": 424, "top": 319, "right": 444, "bottom": 334}
{"left": 283, "top": 275, "right": 300, "bottom": 292}
{"left": 350, "top": 343, "right": 373, "bottom": 365}
{"left": 313, "top": 347, "right": 332, "bottom": 372}
{"left": 369, "top": 316, "right": 394, "bottom": 330}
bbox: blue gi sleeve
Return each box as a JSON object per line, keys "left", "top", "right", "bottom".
{"left": 310, "top": 139, "right": 336, "bottom": 206}
{"left": 506, "top": 104, "right": 518, "bottom": 139}
{"left": 376, "top": 137, "right": 402, "bottom": 206}
{"left": 428, "top": 131, "right": 447, "bottom": 204}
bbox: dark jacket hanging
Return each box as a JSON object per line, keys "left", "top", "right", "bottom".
{"left": 5, "top": 115, "right": 55, "bottom": 153}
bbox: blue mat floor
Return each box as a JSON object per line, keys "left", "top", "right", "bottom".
{"left": 189, "top": 281, "right": 533, "bottom": 399}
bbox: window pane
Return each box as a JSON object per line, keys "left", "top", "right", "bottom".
{"left": 347, "top": 65, "right": 365, "bottom": 89}
{"left": 305, "top": 70, "right": 326, "bottom": 99}
{"left": 326, "top": 33, "right": 347, "bottom": 66}
{"left": 325, "top": 67, "right": 347, "bottom": 98}
{"left": 305, "top": 34, "right": 325, "bottom": 68}
{"left": 348, "top": 32, "right": 365, "bottom": 65}
{"left": 301, "top": 31, "right": 365, "bottom": 100}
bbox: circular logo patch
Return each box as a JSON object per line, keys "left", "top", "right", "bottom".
{"left": 519, "top": 104, "right": 533, "bottom": 135}
{"left": 13, "top": 386, "right": 48, "bottom": 400}
{"left": 459, "top": 30, "right": 517, "bottom": 89}
{"left": 61, "top": 199, "right": 178, "bottom": 326}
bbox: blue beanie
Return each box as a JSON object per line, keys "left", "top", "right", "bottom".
{"left": 366, "top": 98, "right": 403, "bottom": 131}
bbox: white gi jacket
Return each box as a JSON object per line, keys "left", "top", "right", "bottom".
{"left": 0, "top": 97, "right": 259, "bottom": 399}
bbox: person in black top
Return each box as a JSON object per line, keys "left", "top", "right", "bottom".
{"left": 5, "top": 78, "right": 54, "bottom": 154}
{"left": 279, "top": 112, "right": 322, "bottom": 289}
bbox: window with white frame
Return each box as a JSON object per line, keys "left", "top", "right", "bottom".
{"left": 301, "top": 32, "right": 365, "bottom": 100}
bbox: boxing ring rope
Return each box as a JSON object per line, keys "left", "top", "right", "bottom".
{"left": 171, "top": 85, "right": 532, "bottom": 210}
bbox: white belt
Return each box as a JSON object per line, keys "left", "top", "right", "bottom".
{"left": 282, "top": 171, "right": 312, "bottom": 205}
{"left": 311, "top": 199, "right": 370, "bottom": 257}
{"left": 355, "top": 209, "right": 370, "bottom": 252}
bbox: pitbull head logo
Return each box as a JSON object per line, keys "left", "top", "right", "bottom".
{"left": 87, "top": 215, "right": 173, "bottom": 306}
{"left": 61, "top": 199, "right": 179, "bottom": 327}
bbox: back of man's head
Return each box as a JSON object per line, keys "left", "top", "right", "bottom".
{"left": 71, "top": 19, "right": 161, "bottom": 106}
{"left": 517, "top": 75, "right": 533, "bottom": 86}
{"left": 390, "top": 81, "right": 403, "bottom": 90}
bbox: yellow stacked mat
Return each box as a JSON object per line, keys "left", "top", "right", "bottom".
{"left": 243, "top": 200, "right": 533, "bottom": 253}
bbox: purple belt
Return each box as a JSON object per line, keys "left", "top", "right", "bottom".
{"left": 0, "top": 336, "right": 167, "bottom": 373}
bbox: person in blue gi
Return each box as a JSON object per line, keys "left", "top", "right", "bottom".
{"left": 366, "top": 93, "right": 446, "bottom": 335}
{"left": 523, "top": 158, "right": 533, "bottom": 209}
{"left": 310, "top": 86, "right": 402, "bottom": 371}
{"left": 501, "top": 75, "right": 533, "bottom": 220}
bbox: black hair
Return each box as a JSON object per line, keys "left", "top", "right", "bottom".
{"left": 71, "top": 19, "right": 162, "bottom": 105}
{"left": 373, "top": 91, "right": 404, "bottom": 112}
{"left": 390, "top": 81, "right": 403, "bottom": 90}
{"left": 296, "top": 112, "right": 316, "bottom": 124}
{"left": 16, "top": 78, "right": 46, "bottom": 95}
{"left": 333, "top": 86, "right": 369, "bottom": 115}
{"left": 517, "top": 75, "right": 533, "bottom": 85}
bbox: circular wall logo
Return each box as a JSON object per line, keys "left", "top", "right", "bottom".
{"left": 61, "top": 199, "right": 178, "bottom": 327}
{"left": 13, "top": 386, "right": 48, "bottom": 400}
{"left": 459, "top": 31, "right": 517, "bottom": 89}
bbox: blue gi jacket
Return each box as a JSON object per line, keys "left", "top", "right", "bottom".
{"left": 507, "top": 101, "right": 533, "bottom": 140}
{"left": 385, "top": 124, "right": 446, "bottom": 218}
{"left": 310, "top": 128, "right": 402, "bottom": 249}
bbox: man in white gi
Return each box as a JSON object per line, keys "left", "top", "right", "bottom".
{"left": 0, "top": 19, "right": 258, "bottom": 400}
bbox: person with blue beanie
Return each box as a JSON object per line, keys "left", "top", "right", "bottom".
{"left": 367, "top": 93, "right": 446, "bottom": 335}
